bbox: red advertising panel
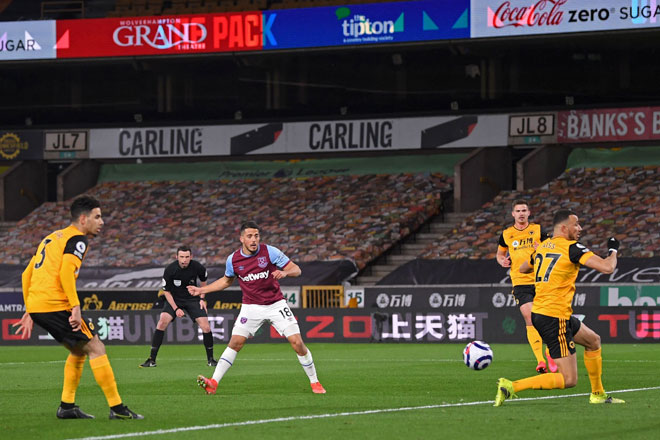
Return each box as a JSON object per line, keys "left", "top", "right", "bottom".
{"left": 557, "top": 107, "right": 660, "bottom": 143}
{"left": 55, "top": 12, "right": 263, "bottom": 58}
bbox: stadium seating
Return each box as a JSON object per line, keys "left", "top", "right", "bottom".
{"left": 2, "top": 172, "right": 451, "bottom": 269}
{"left": 419, "top": 166, "right": 660, "bottom": 260}
{"left": 106, "top": 0, "right": 398, "bottom": 17}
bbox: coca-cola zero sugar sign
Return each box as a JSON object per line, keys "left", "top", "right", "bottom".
{"left": 471, "top": 0, "right": 660, "bottom": 38}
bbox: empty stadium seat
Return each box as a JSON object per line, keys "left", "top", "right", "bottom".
{"left": 419, "top": 166, "right": 660, "bottom": 260}
{"left": 3, "top": 171, "right": 451, "bottom": 269}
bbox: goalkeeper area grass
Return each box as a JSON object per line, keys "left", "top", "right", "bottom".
{"left": 1, "top": 343, "right": 658, "bottom": 440}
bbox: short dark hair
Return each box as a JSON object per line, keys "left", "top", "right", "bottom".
{"left": 240, "top": 221, "right": 260, "bottom": 234}
{"left": 177, "top": 246, "right": 191, "bottom": 254}
{"left": 511, "top": 199, "right": 529, "bottom": 210}
{"left": 553, "top": 209, "right": 577, "bottom": 226}
{"left": 70, "top": 196, "right": 100, "bottom": 220}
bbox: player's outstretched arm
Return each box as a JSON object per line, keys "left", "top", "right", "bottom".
{"left": 188, "top": 276, "right": 234, "bottom": 296}
{"left": 583, "top": 237, "right": 619, "bottom": 274}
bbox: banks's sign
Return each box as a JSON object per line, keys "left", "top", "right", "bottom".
{"left": 557, "top": 106, "right": 660, "bottom": 142}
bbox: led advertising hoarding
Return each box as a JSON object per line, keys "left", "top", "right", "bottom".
{"left": 0, "top": 1, "right": 469, "bottom": 61}
{"left": 262, "top": 0, "right": 469, "bottom": 50}
{"left": 557, "top": 106, "right": 660, "bottom": 143}
{"left": 55, "top": 11, "right": 263, "bottom": 58}
{"left": 0, "top": 20, "right": 56, "bottom": 60}
{"left": 88, "top": 114, "right": 507, "bottom": 158}
{"left": 471, "top": 0, "right": 660, "bottom": 38}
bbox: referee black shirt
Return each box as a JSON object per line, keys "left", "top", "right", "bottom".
{"left": 161, "top": 260, "right": 208, "bottom": 302}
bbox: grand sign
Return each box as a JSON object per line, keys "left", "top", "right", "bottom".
{"left": 55, "top": 12, "right": 263, "bottom": 58}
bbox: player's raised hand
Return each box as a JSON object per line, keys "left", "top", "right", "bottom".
{"left": 607, "top": 237, "right": 620, "bottom": 256}
{"left": 12, "top": 312, "right": 33, "bottom": 339}
{"left": 188, "top": 285, "right": 202, "bottom": 296}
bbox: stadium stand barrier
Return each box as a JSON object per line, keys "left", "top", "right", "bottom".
{"left": 301, "top": 285, "right": 344, "bottom": 308}
{"left": 454, "top": 147, "right": 512, "bottom": 213}
{"left": 0, "top": 161, "right": 47, "bottom": 221}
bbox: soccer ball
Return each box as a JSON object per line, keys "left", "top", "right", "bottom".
{"left": 463, "top": 340, "right": 493, "bottom": 370}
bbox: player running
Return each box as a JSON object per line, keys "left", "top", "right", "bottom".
{"left": 496, "top": 199, "right": 557, "bottom": 374}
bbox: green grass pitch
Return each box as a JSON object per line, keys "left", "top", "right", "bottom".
{"left": 1, "top": 343, "right": 659, "bottom": 440}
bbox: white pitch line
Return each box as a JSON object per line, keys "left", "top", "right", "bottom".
{"left": 66, "top": 385, "right": 660, "bottom": 440}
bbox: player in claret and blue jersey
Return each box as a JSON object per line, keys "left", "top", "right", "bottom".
{"left": 188, "top": 221, "right": 326, "bottom": 395}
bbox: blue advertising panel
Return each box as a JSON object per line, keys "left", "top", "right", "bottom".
{"left": 263, "top": 0, "right": 470, "bottom": 50}
{"left": 0, "top": 20, "right": 56, "bottom": 61}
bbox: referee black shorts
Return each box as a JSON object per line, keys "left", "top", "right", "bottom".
{"left": 532, "top": 312, "right": 582, "bottom": 359}
{"left": 163, "top": 298, "right": 208, "bottom": 320}
{"left": 30, "top": 310, "right": 96, "bottom": 348}
{"left": 512, "top": 284, "right": 535, "bottom": 307}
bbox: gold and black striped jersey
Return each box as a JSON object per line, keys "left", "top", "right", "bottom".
{"left": 498, "top": 223, "right": 545, "bottom": 286}
{"left": 24, "top": 225, "right": 88, "bottom": 313}
{"left": 531, "top": 236, "right": 594, "bottom": 319}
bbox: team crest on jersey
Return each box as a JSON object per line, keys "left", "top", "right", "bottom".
{"left": 258, "top": 256, "right": 268, "bottom": 268}
{"left": 174, "top": 280, "right": 181, "bottom": 287}
{"left": 512, "top": 240, "right": 519, "bottom": 247}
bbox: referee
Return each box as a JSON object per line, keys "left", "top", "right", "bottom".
{"left": 140, "top": 246, "right": 217, "bottom": 367}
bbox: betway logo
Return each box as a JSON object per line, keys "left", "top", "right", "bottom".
{"left": 239, "top": 270, "right": 270, "bottom": 282}
{"left": 488, "top": 0, "right": 566, "bottom": 28}
{"left": 113, "top": 21, "right": 207, "bottom": 49}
